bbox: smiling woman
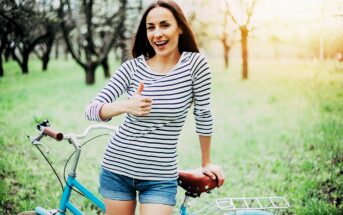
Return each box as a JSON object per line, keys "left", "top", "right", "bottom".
{"left": 145, "top": 7, "right": 183, "bottom": 73}
{"left": 85, "top": 0, "right": 224, "bottom": 215}
{"left": 146, "top": 8, "right": 181, "bottom": 58}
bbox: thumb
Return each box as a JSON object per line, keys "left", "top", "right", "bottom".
{"left": 136, "top": 81, "right": 144, "bottom": 94}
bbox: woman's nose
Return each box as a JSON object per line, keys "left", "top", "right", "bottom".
{"left": 153, "top": 28, "right": 162, "bottom": 37}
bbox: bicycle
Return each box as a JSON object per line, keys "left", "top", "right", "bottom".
{"left": 19, "top": 120, "right": 290, "bottom": 215}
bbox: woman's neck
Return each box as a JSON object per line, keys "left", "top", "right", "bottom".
{"left": 148, "top": 51, "right": 181, "bottom": 74}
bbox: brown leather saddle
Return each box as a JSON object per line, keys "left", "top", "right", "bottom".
{"left": 178, "top": 169, "right": 219, "bottom": 197}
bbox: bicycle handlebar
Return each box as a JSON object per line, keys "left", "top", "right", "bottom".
{"left": 34, "top": 120, "right": 117, "bottom": 143}
{"left": 39, "top": 126, "right": 64, "bottom": 141}
{"left": 70, "top": 124, "right": 117, "bottom": 139}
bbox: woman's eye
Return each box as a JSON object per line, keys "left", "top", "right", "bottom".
{"left": 162, "top": 24, "right": 170, "bottom": 28}
{"left": 147, "top": 26, "right": 155, "bottom": 31}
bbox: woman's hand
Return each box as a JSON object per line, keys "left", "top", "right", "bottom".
{"left": 202, "top": 163, "right": 225, "bottom": 187}
{"left": 126, "top": 82, "right": 152, "bottom": 116}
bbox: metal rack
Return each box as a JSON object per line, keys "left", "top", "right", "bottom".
{"left": 216, "top": 196, "right": 290, "bottom": 211}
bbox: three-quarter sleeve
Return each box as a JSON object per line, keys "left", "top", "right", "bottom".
{"left": 85, "top": 60, "right": 135, "bottom": 122}
{"left": 191, "top": 54, "right": 213, "bottom": 136}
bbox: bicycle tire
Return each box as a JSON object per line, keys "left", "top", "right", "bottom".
{"left": 17, "top": 211, "right": 36, "bottom": 215}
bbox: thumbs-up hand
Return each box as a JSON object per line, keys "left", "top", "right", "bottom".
{"left": 137, "top": 81, "right": 144, "bottom": 94}
{"left": 127, "top": 81, "right": 152, "bottom": 116}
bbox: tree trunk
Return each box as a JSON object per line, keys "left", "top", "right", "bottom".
{"left": 42, "top": 37, "right": 54, "bottom": 71}
{"left": 223, "top": 41, "right": 230, "bottom": 69}
{"left": 102, "top": 57, "right": 110, "bottom": 78}
{"left": 85, "top": 64, "right": 96, "bottom": 85}
{"left": 241, "top": 27, "right": 248, "bottom": 80}
{"left": 4, "top": 45, "right": 12, "bottom": 62}
{"left": 22, "top": 51, "right": 29, "bottom": 74}
{"left": 55, "top": 40, "right": 59, "bottom": 60}
{"left": 42, "top": 55, "right": 49, "bottom": 71}
{"left": 64, "top": 45, "right": 68, "bottom": 60}
{"left": 0, "top": 54, "right": 3, "bottom": 77}
{"left": 0, "top": 42, "right": 5, "bottom": 77}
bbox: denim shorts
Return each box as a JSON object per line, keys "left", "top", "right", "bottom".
{"left": 99, "top": 168, "right": 178, "bottom": 206}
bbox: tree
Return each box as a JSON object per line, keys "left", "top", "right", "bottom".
{"left": 0, "top": 0, "right": 55, "bottom": 74}
{"left": 221, "top": 8, "right": 234, "bottom": 69}
{"left": 0, "top": 20, "right": 12, "bottom": 77}
{"left": 184, "top": 0, "right": 238, "bottom": 69}
{"left": 33, "top": 1, "right": 60, "bottom": 71}
{"left": 225, "top": 0, "right": 257, "bottom": 79}
{"left": 58, "top": 0, "right": 141, "bottom": 85}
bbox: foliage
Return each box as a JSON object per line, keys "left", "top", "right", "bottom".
{"left": 0, "top": 58, "right": 342, "bottom": 214}
{"left": 0, "top": 0, "right": 60, "bottom": 74}
{"left": 58, "top": 0, "right": 142, "bottom": 84}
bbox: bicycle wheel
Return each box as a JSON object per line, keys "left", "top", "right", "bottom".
{"left": 17, "top": 211, "right": 36, "bottom": 215}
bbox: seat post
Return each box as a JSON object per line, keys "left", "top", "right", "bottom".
{"left": 180, "top": 194, "right": 191, "bottom": 215}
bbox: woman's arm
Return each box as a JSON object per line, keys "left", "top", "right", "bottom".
{"left": 199, "top": 136, "right": 225, "bottom": 187}
{"left": 99, "top": 86, "right": 152, "bottom": 121}
{"left": 191, "top": 54, "right": 224, "bottom": 186}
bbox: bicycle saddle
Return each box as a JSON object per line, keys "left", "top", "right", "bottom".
{"left": 178, "top": 169, "right": 219, "bottom": 197}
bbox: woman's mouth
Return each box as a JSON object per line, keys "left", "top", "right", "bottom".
{"left": 154, "top": 40, "right": 168, "bottom": 49}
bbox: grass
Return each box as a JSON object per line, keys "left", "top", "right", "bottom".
{"left": 0, "top": 57, "right": 342, "bottom": 214}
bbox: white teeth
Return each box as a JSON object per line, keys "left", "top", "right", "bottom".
{"left": 155, "top": 41, "right": 168, "bottom": 46}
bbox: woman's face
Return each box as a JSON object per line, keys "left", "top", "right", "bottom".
{"left": 146, "top": 6, "right": 182, "bottom": 58}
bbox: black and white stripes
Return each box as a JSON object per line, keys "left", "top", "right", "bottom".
{"left": 85, "top": 52, "right": 212, "bottom": 180}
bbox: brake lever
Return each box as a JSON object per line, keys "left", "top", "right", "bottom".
{"left": 27, "top": 133, "right": 50, "bottom": 154}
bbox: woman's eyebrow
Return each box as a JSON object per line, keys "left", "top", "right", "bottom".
{"left": 147, "top": 20, "right": 169, "bottom": 25}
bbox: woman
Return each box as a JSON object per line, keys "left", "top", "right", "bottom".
{"left": 85, "top": 1, "right": 224, "bottom": 214}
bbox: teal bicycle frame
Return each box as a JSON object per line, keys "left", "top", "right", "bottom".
{"left": 28, "top": 122, "right": 289, "bottom": 215}
{"left": 29, "top": 124, "right": 197, "bottom": 215}
{"left": 34, "top": 175, "right": 105, "bottom": 215}
{"left": 29, "top": 124, "right": 114, "bottom": 215}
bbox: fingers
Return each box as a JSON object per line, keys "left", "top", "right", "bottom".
{"left": 203, "top": 169, "right": 216, "bottom": 180}
{"left": 203, "top": 164, "right": 225, "bottom": 187}
{"left": 127, "top": 97, "right": 152, "bottom": 116}
{"left": 134, "top": 108, "right": 151, "bottom": 116}
{"left": 142, "top": 97, "right": 153, "bottom": 103}
{"left": 216, "top": 168, "right": 225, "bottom": 187}
{"left": 130, "top": 81, "right": 153, "bottom": 116}
{"left": 134, "top": 81, "right": 152, "bottom": 103}
{"left": 136, "top": 81, "right": 144, "bottom": 94}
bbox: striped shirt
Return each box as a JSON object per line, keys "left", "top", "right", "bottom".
{"left": 85, "top": 51, "right": 213, "bottom": 180}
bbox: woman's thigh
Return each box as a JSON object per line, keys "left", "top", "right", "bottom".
{"left": 140, "top": 203, "right": 173, "bottom": 215}
{"left": 104, "top": 198, "right": 136, "bottom": 215}
{"left": 138, "top": 179, "right": 177, "bottom": 215}
{"left": 99, "top": 168, "right": 137, "bottom": 214}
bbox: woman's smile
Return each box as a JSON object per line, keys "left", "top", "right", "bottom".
{"left": 146, "top": 7, "right": 182, "bottom": 58}
{"left": 154, "top": 40, "right": 168, "bottom": 48}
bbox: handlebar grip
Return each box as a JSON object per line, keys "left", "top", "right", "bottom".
{"left": 43, "top": 127, "right": 64, "bottom": 141}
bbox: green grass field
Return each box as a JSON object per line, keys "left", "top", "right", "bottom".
{"left": 0, "top": 57, "right": 342, "bottom": 214}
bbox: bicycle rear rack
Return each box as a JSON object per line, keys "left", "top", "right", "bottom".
{"left": 216, "top": 196, "right": 290, "bottom": 211}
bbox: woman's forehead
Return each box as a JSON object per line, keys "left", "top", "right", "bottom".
{"left": 146, "top": 7, "right": 176, "bottom": 24}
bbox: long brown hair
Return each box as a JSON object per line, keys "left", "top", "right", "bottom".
{"left": 131, "top": 0, "right": 199, "bottom": 58}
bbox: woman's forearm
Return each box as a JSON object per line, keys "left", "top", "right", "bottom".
{"left": 99, "top": 101, "right": 128, "bottom": 121}
{"left": 199, "top": 135, "right": 212, "bottom": 167}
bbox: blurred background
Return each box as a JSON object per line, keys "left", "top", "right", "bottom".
{"left": 0, "top": 0, "right": 342, "bottom": 214}
{"left": 0, "top": 0, "right": 342, "bottom": 81}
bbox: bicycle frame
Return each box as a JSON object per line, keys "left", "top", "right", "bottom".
{"left": 28, "top": 122, "right": 289, "bottom": 215}
{"left": 34, "top": 175, "right": 105, "bottom": 215}
{"left": 60, "top": 175, "right": 105, "bottom": 214}
{"left": 30, "top": 124, "right": 116, "bottom": 215}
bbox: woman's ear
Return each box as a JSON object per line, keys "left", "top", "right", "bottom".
{"left": 179, "top": 28, "right": 183, "bottom": 35}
